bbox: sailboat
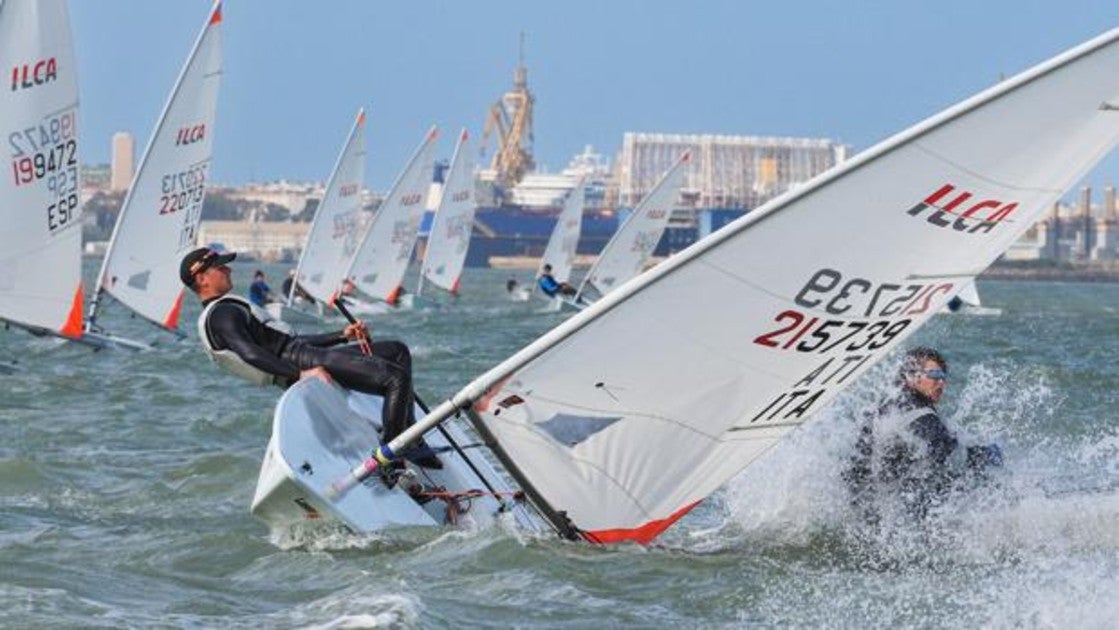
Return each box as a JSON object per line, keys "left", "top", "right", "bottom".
{"left": 252, "top": 27, "right": 1119, "bottom": 542}
{"left": 266, "top": 108, "right": 368, "bottom": 326}
{"left": 524, "top": 180, "right": 585, "bottom": 309}
{"left": 0, "top": 0, "right": 88, "bottom": 349}
{"left": 414, "top": 128, "right": 476, "bottom": 304}
{"left": 569, "top": 152, "right": 689, "bottom": 307}
{"left": 342, "top": 126, "right": 438, "bottom": 311}
{"left": 84, "top": 1, "right": 223, "bottom": 348}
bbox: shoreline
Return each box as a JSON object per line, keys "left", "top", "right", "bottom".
{"left": 981, "top": 263, "right": 1119, "bottom": 283}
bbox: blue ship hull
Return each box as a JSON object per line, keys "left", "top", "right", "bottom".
{"left": 419, "top": 206, "right": 745, "bottom": 268}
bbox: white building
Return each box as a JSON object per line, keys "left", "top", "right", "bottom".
{"left": 197, "top": 220, "right": 310, "bottom": 262}
{"left": 615, "top": 132, "right": 847, "bottom": 209}
{"left": 110, "top": 132, "right": 134, "bottom": 192}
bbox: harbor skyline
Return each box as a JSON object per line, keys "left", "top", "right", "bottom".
{"left": 71, "top": 1, "right": 1119, "bottom": 194}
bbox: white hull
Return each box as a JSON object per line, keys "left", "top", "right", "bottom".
{"left": 264, "top": 301, "right": 323, "bottom": 325}
{"left": 341, "top": 298, "right": 395, "bottom": 316}
{"left": 79, "top": 331, "right": 154, "bottom": 351}
{"left": 251, "top": 379, "right": 541, "bottom": 534}
{"left": 400, "top": 293, "right": 442, "bottom": 311}
{"left": 942, "top": 304, "right": 1003, "bottom": 317}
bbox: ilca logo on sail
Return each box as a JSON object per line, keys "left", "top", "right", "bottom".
{"left": 11, "top": 57, "right": 57, "bottom": 91}
{"left": 904, "top": 183, "right": 1018, "bottom": 234}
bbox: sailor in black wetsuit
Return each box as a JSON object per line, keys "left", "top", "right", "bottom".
{"left": 179, "top": 247, "right": 440, "bottom": 468}
{"left": 844, "top": 346, "right": 1001, "bottom": 522}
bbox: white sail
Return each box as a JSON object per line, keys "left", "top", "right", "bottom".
{"left": 418, "top": 128, "right": 475, "bottom": 296}
{"left": 576, "top": 153, "right": 688, "bottom": 304}
{"left": 957, "top": 281, "right": 982, "bottom": 307}
{"left": 292, "top": 108, "right": 367, "bottom": 306}
{"left": 89, "top": 1, "right": 222, "bottom": 332}
{"left": 0, "top": 0, "right": 84, "bottom": 338}
{"left": 346, "top": 126, "right": 437, "bottom": 305}
{"left": 535, "top": 180, "right": 586, "bottom": 292}
{"left": 422, "top": 28, "right": 1119, "bottom": 543}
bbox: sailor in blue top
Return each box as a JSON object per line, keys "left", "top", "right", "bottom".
{"left": 844, "top": 346, "right": 1002, "bottom": 523}
{"left": 248, "top": 269, "right": 273, "bottom": 307}
{"left": 538, "top": 263, "right": 577, "bottom": 298}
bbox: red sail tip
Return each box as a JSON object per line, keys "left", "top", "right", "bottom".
{"left": 582, "top": 501, "right": 701, "bottom": 545}
{"left": 357, "top": 110, "right": 366, "bottom": 126}
{"left": 59, "top": 283, "right": 85, "bottom": 339}
{"left": 163, "top": 290, "right": 184, "bottom": 331}
{"left": 209, "top": 3, "right": 223, "bottom": 25}
{"left": 427, "top": 126, "right": 439, "bottom": 141}
{"left": 385, "top": 286, "right": 402, "bottom": 306}
{"left": 460, "top": 129, "right": 469, "bottom": 142}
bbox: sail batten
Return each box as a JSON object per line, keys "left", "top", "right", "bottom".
{"left": 446, "top": 27, "right": 1119, "bottom": 542}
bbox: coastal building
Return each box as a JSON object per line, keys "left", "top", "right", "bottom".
{"left": 80, "top": 163, "right": 110, "bottom": 199}
{"left": 220, "top": 180, "right": 325, "bottom": 216}
{"left": 1017, "top": 185, "right": 1119, "bottom": 262}
{"left": 196, "top": 220, "right": 310, "bottom": 262}
{"left": 615, "top": 132, "right": 848, "bottom": 210}
{"left": 110, "top": 132, "right": 134, "bottom": 192}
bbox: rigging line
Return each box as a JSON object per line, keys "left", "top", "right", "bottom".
{"left": 465, "top": 407, "right": 580, "bottom": 540}
{"left": 910, "top": 142, "right": 1065, "bottom": 200}
{"left": 414, "top": 394, "right": 512, "bottom": 509}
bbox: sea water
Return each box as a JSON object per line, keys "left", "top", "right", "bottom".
{"left": 1, "top": 262, "right": 1116, "bottom": 628}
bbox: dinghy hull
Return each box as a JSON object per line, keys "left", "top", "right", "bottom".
{"left": 251, "top": 378, "right": 538, "bottom": 534}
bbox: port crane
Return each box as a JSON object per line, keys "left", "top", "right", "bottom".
{"left": 482, "top": 34, "right": 536, "bottom": 188}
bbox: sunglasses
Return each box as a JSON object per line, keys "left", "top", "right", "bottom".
{"left": 191, "top": 250, "right": 225, "bottom": 276}
{"left": 921, "top": 368, "right": 948, "bottom": 381}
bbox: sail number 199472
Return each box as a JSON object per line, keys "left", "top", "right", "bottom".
{"left": 8, "top": 110, "right": 80, "bottom": 233}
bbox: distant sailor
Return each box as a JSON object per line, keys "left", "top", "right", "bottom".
{"left": 844, "top": 346, "right": 1002, "bottom": 522}
{"left": 505, "top": 275, "right": 519, "bottom": 293}
{"left": 281, "top": 269, "right": 315, "bottom": 305}
{"left": 248, "top": 269, "right": 273, "bottom": 307}
{"left": 537, "top": 263, "right": 577, "bottom": 298}
{"left": 180, "top": 247, "right": 441, "bottom": 468}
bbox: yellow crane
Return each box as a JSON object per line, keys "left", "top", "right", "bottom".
{"left": 482, "top": 34, "right": 535, "bottom": 188}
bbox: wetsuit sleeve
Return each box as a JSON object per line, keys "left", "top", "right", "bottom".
{"left": 297, "top": 330, "right": 349, "bottom": 347}
{"left": 844, "top": 420, "right": 874, "bottom": 489}
{"left": 209, "top": 303, "right": 302, "bottom": 381}
{"left": 910, "top": 413, "right": 958, "bottom": 465}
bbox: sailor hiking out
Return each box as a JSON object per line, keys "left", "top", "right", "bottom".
{"left": 180, "top": 247, "right": 441, "bottom": 469}
{"left": 537, "top": 263, "right": 577, "bottom": 298}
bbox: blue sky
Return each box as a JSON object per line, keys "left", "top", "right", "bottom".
{"left": 71, "top": 1, "right": 1119, "bottom": 196}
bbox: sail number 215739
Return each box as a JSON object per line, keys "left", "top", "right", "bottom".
{"left": 752, "top": 268, "right": 954, "bottom": 354}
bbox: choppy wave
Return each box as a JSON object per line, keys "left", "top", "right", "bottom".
{"left": 2, "top": 267, "right": 1117, "bottom": 627}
